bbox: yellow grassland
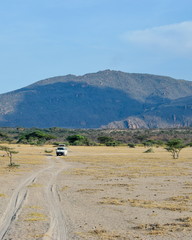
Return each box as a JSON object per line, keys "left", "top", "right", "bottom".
{"left": 64, "top": 146, "right": 191, "bottom": 178}
{"left": 0, "top": 144, "right": 55, "bottom": 174}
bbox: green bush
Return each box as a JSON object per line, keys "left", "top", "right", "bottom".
{"left": 105, "top": 141, "right": 120, "bottom": 146}
{"left": 52, "top": 142, "right": 68, "bottom": 146}
{"left": 97, "top": 136, "right": 114, "bottom": 144}
{"left": 44, "top": 149, "right": 53, "bottom": 154}
{"left": 142, "top": 140, "right": 156, "bottom": 147}
{"left": 128, "top": 143, "right": 136, "bottom": 148}
{"left": 66, "top": 134, "right": 89, "bottom": 146}
{"left": 17, "top": 130, "right": 56, "bottom": 145}
{"left": 97, "top": 136, "right": 119, "bottom": 146}
{"left": 187, "top": 142, "right": 192, "bottom": 147}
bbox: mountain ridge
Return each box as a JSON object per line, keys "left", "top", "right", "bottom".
{"left": 24, "top": 70, "right": 192, "bottom": 101}
{"left": 0, "top": 70, "right": 192, "bottom": 128}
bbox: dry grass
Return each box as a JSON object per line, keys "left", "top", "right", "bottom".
{"left": 77, "top": 188, "right": 104, "bottom": 193}
{"left": 98, "top": 183, "right": 135, "bottom": 192}
{"left": 128, "top": 199, "right": 188, "bottom": 211}
{"left": 99, "top": 197, "right": 127, "bottom": 205}
{"left": 15, "top": 144, "right": 51, "bottom": 165}
{"left": 61, "top": 185, "right": 69, "bottom": 191}
{"left": 167, "top": 195, "right": 192, "bottom": 203}
{"left": 77, "top": 228, "right": 128, "bottom": 240}
{"left": 97, "top": 197, "right": 188, "bottom": 211}
{"left": 25, "top": 205, "right": 43, "bottom": 210}
{"left": 24, "top": 212, "right": 47, "bottom": 222}
{"left": 183, "top": 182, "right": 192, "bottom": 189}
{"left": 176, "top": 217, "right": 192, "bottom": 222}
{"left": 64, "top": 146, "right": 191, "bottom": 179}
{"left": 28, "top": 183, "right": 43, "bottom": 188}
{"left": 0, "top": 193, "right": 6, "bottom": 197}
{"left": 30, "top": 234, "right": 45, "bottom": 238}
{"left": 0, "top": 144, "right": 51, "bottom": 174}
{"left": 133, "top": 223, "right": 166, "bottom": 235}
{"left": 134, "top": 217, "right": 192, "bottom": 235}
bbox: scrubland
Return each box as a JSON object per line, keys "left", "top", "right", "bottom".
{"left": 0, "top": 145, "right": 192, "bottom": 239}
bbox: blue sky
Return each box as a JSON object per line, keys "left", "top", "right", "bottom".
{"left": 1, "top": 0, "right": 192, "bottom": 93}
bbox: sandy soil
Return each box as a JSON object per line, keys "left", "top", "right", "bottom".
{"left": 0, "top": 145, "right": 192, "bottom": 240}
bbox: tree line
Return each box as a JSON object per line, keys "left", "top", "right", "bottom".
{"left": 0, "top": 128, "right": 191, "bottom": 161}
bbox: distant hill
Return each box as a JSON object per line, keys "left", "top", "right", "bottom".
{"left": 0, "top": 70, "right": 192, "bottom": 128}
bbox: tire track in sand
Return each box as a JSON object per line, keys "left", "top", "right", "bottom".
{"left": 43, "top": 165, "right": 67, "bottom": 240}
{"left": 0, "top": 163, "right": 54, "bottom": 240}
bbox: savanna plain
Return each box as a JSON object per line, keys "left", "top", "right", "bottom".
{"left": 0, "top": 145, "right": 192, "bottom": 240}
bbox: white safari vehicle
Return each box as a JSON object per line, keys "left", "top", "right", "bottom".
{"left": 56, "top": 145, "right": 68, "bottom": 156}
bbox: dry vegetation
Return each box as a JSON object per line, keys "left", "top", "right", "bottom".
{"left": 0, "top": 144, "right": 54, "bottom": 171}
{"left": 60, "top": 146, "right": 192, "bottom": 239}
{"left": 0, "top": 144, "right": 192, "bottom": 239}
{"left": 64, "top": 146, "right": 191, "bottom": 178}
{"left": 24, "top": 212, "right": 48, "bottom": 222}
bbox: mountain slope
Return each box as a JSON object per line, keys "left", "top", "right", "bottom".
{"left": 0, "top": 70, "right": 192, "bottom": 128}
{"left": 28, "top": 70, "right": 192, "bottom": 102}
{"left": 103, "top": 95, "right": 192, "bottom": 129}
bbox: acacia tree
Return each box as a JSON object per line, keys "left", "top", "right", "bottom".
{"left": 165, "top": 139, "right": 185, "bottom": 159}
{"left": 0, "top": 146, "right": 18, "bottom": 166}
{"left": 66, "top": 135, "right": 89, "bottom": 145}
{"left": 17, "top": 130, "right": 56, "bottom": 145}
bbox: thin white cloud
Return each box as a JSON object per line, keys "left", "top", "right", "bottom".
{"left": 123, "top": 21, "right": 192, "bottom": 55}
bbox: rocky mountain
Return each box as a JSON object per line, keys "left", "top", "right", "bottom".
{"left": 0, "top": 70, "right": 192, "bottom": 128}
{"left": 102, "top": 95, "right": 192, "bottom": 129}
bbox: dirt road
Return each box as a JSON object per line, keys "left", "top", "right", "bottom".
{"left": 0, "top": 157, "right": 70, "bottom": 240}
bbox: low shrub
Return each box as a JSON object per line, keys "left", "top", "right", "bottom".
{"left": 128, "top": 143, "right": 136, "bottom": 148}
{"left": 144, "top": 148, "right": 154, "bottom": 153}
